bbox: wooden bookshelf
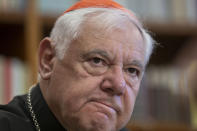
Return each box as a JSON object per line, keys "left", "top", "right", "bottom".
{"left": 0, "top": 0, "right": 40, "bottom": 86}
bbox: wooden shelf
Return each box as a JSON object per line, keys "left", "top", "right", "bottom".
{"left": 0, "top": 12, "right": 25, "bottom": 24}
{"left": 145, "top": 21, "right": 197, "bottom": 36}
{"left": 126, "top": 122, "right": 192, "bottom": 131}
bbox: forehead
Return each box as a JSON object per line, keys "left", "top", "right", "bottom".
{"left": 79, "top": 11, "right": 144, "bottom": 45}
{"left": 76, "top": 16, "right": 146, "bottom": 61}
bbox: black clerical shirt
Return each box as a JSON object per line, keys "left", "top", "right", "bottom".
{"left": 0, "top": 84, "right": 128, "bottom": 131}
{"left": 0, "top": 84, "right": 65, "bottom": 131}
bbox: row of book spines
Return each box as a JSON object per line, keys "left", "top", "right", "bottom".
{"left": 0, "top": 56, "right": 28, "bottom": 104}
{"left": 0, "top": 0, "right": 197, "bottom": 23}
{"left": 147, "top": 67, "right": 190, "bottom": 123}
{"left": 131, "top": 66, "right": 191, "bottom": 124}
{"left": 39, "top": 0, "right": 197, "bottom": 23}
{"left": 117, "top": 0, "right": 197, "bottom": 23}
{"left": 132, "top": 90, "right": 191, "bottom": 124}
{"left": 0, "top": 0, "right": 26, "bottom": 12}
{"left": 0, "top": 0, "right": 77, "bottom": 14}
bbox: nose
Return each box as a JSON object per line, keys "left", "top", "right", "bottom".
{"left": 101, "top": 66, "right": 126, "bottom": 95}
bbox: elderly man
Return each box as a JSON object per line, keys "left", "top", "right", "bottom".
{"left": 0, "top": 0, "right": 155, "bottom": 131}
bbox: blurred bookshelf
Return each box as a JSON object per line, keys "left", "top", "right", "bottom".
{"left": 0, "top": 0, "right": 40, "bottom": 103}
{"left": 0, "top": 0, "right": 197, "bottom": 130}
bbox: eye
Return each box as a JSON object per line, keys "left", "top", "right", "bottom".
{"left": 92, "top": 57, "right": 102, "bottom": 64}
{"left": 127, "top": 67, "right": 139, "bottom": 77}
{"left": 89, "top": 57, "right": 106, "bottom": 67}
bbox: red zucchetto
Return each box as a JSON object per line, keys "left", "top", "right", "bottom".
{"left": 64, "top": 0, "right": 136, "bottom": 19}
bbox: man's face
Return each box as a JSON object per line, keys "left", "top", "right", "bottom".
{"left": 46, "top": 20, "right": 146, "bottom": 131}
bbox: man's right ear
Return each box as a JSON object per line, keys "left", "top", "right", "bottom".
{"left": 38, "top": 37, "right": 56, "bottom": 80}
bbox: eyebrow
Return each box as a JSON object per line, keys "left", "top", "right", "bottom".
{"left": 128, "top": 60, "right": 145, "bottom": 71}
{"left": 81, "top": 49, "right": 145, "bottom": 70}
{"left": 82, "top": 49, "right": 110, "bottom": 59}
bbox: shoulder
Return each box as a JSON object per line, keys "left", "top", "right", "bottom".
{"left": 0, "top": 95, "right": 34, "bottom": 131}
{"left": 0, "top": 111, "right": 11, "bottom": 130}
{"left": 0, "top": 95, "right": 27, "bottom": 118}
{"left": 0, "top": 110, "right": 34, "bottom": 131}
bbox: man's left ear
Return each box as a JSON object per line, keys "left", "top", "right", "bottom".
{"left": 38, "top": 37, "right": 56, "bottom": 80}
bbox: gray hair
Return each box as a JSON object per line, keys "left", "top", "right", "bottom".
{"left": 50, "top": 7, "right": 155, "bottom": 64}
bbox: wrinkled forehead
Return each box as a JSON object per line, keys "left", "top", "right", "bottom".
{"left": 78, "top": 10, "right": 143, "bottom": 43}
{"left": 75, "top": 11, "right": 146, "bottom": 62}
{"left": 79, "top": 9, "right": 144, "bottom": 40}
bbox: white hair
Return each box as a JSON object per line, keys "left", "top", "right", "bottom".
{"left": 50, "top": 7, "right": 155, "bottom": 64}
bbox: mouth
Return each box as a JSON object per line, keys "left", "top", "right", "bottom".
{"left": 96, "top": 101, "right": 115, "bottom": 111}
{"left": 89, "top": 99, "right": 120, "bottom": 114}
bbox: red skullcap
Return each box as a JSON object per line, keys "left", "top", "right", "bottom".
{"left": 64, "top": 0, "right": 137, "bottom": 19}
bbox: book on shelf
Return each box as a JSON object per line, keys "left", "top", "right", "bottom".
{"left": 186, "top": 0, "right": 197, "bottom": 23}
{"left": 145, "top": 0, "right": 171, "bottom": 23}
{"left": 0, "top": 56, "right": 4, "bottom": 104}
{"left": 171, "top": 0, "right": 187, "bottom": 23}
{"left": 187, "top": 61, "right": 197, "bottom": 130}
{"left": 11, "top": 58, "right": 27, "bottom": 98}
{"left": 4, "top": 58, "right": 12, "bottom": 104}
{"left": 0, "top": 56, "right": 28, "bottom": 105}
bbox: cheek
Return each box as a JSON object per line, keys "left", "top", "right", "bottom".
{"left": 125, "top": 89, "right": 136, "bottom": 115}
{"left": 117, "top": 87, "right": 138, "bottom": 129}
{"left": 51, "top": 60, "right": 104, "bottom": 107}
{"left": 125, "top": 82, "right": 141, "bottom": 112}
{"left": 58, "top": 77, "right": 106, "bottom": 129}
{"left": 59, "top": 76, "right": 103, "bottom": 112}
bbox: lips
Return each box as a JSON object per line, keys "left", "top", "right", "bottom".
{"left": 97, "top": 101, "right": 116, "bottom": 112}
{"left": 89, "top": 98, "right": 121, "bottom": 113}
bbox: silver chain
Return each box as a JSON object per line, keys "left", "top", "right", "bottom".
{"left": 27, "top": 85, "right": 41, "bottom": 131}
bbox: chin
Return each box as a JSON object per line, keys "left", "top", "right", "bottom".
{"left": 74, "top": 113, "right": 117, "bottom": 131}
{"left": 80, "top": 123, "right": 115, "bottom": 131}
{"left": 90, "top": 118, "right": 115, "bottom": 131}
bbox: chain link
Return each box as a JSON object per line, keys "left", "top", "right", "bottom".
{"left": 27, "top": 86, "right": 41, "bottom": 131}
